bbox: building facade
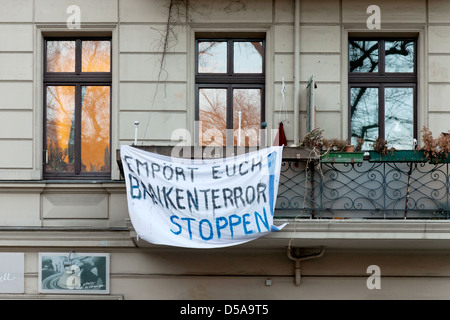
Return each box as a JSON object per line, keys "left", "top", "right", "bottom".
{"left": 1, "top": 0, "right": 450, "bottom": 300}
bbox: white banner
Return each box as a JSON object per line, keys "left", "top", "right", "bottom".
{"left": 121, "top": 145, "right": 286, "bottom": 248}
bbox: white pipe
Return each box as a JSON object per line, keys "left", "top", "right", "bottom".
{"left": 134, "top": 121, "right": 139, "bottom": 145}
{"left": 293, "top": 0, "right": 300, "bottom": 145}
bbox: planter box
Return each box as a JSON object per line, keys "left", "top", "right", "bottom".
{"left": 320, "top": 152, "right": 365, "bottom": 163}
{"left": 428, "top": 153, "right": 450, "bottom": 164}
{"left": 368, "top": 150, "right": 427, "bottom": 162}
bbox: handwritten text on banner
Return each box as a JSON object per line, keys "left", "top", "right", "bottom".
{"left": 121, "top": 145, "right": 285, "bottom": 248}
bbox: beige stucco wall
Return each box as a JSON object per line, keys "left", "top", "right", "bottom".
{"left": 2, "top": 0, "right": 446, "bottom": 180}
{"left": 1, "top": 0, "right": 450, "bottom": 300}
{"left": 0, "top": 248, "right": 449, "bottom": 300}
{"left": 0, "top": 0, "right": 436, "bottom": 215}
{"left": 0, "top": 0, "right": 444, "bottom": 179}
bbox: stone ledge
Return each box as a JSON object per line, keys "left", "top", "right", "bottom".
{"left": 259, "top": 219, "right": 450, "bottom": 250}
{"left": 129, "top": 219, "right": 450, "bottom": 250}
{"left": 0, "top": 227, "right": 135, "bottom": 248}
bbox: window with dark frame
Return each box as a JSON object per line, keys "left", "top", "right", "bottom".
{"left": 43, "top": 38, "right": 112, "bottom": 179}
{"left": 348, "top": 38, "right": 417, "bottom": 150}
{"left": 195, "top": 38, "right": 265, "bottom": 147}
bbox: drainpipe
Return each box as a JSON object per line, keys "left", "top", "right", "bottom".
{"left": 287, "top": 246, "right": 325, "bottom": 286}
{"left": 293, "top": 0, "right": 300, "bottom": 146}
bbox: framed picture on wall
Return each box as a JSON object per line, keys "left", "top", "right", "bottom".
{"left": 38, "top": 252, "right": 110, "bottom": 294}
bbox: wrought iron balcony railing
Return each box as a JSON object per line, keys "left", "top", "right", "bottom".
{"left": 276, "top": 157, "right": 450, "bottom": 220}
{"left": 117, "top": 146, "right": 450, "bottom": 220}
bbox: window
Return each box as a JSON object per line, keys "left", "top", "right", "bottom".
{"left": 195, "top": 37, "right": 265, "bottom": 146}
{"left": 348, "top": 38, "right": 417, "bottom": 150}
{"left": 43, "top": 38, "right": 111, "bottom": 179}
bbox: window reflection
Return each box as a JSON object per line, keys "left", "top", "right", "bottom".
{"left": 82, "top": 41, "right": 111, "bottom": 72}
{"left": 46, "top": 86, "right": 76, "bottom": 172}
{"left": 350, "top": 87, "right": 379, "bottom": 149}
{"left": 44, "top": 38, "right": 111, "bottom": 178}
{"left": 233, "top": 89, "right": 261, "bottom": 146}
{"left": 196, "top": 38, "right": 265, "bottom": 147}
{"left": 349, "top": 40, "right": 378, "bottom": 73}
{"left": 234, "top": 42, "right": 263, "bottom": 73}
{"left": 385, "top": 41, "right": 415, "bottom": 73}
{"left": 46, "top": 41, "right": 76, "bottom": 72}
{"left": 81, "top": 86, "right": 111, "bottom": 172}
{"left": 350, "top": 87, "right": 414, "bottom": 150}
{"left": 199, "top": 88, "right": 227, "bottom": 146}
{"left": 385, "top": 87, "right": 414, "bottom": 149}
{"left": 198, "top": 41, "right": 227, "bottom": 73}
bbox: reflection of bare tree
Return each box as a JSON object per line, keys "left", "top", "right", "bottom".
{"left": 45, "top": 40, "right": 111, "bottom": 173}
{"left": 198, "top": 40, "right": 263, "bottom": 146}
{"left": 82, "top": 41, "right": 111, "bottom": 72}
{"left": 199, "top": 89, "right": 227, "bottom": 145}
{"left": 384, "top": 87, "right": 414, "bottom": 149}
{"left": 199, "top": 88, "right": 261, "bottom": 146}
{"left": 385, "top": 41, "right": 414, "bottom": 72}
{"left": 198, "top": 41, "right": 263, "bottom": 59}
{"left": 349, "top": 40, "right": 415, "bottom": 149}
{"left": 233, "top": 89, "right": 261, "bottom": 146}
{"left": 46, "top": 86, "right": 75, "bottom": 172}
{"left": 198, "top": 41, "right": 263, "bottom": 73}
{"left": 198, "top": 42, "right": 220, "bottom": 57}
{"left": 349, "top": 41, "right": 378, "bottom": 118}
{"left": 47, "top": 41, "right": 75, "bottom": 72}
{"left": 81, "top": 86, "right": 110, "bottom": 172}
{"left": 349, "top": 40, "right": 378, "bottom": 73}
{"left": 198, "top": 42, "right": 226, "bottom": 73}
{"left": 385, "top": 41, "right": 410, "bottom": 58}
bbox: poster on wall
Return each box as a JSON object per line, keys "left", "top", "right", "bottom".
{"left": 38, "top": 252, "right": 110, "bottom": 294}
{"left": 121, "top": 145, "right": 286, "bottom": 249}
{"left": 0, "top": 253, "right": 24, "bottom": 294}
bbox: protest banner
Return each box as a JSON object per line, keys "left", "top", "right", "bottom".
{"left": 121, "top": 145, "right": 285, "bottom": 248}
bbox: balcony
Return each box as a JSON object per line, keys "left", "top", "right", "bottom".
{"left": 277, "top": 155, "right": 450, "bottom": 220}
{"left": 116, "top": 146, "right": 450, "bottom": 249}
{"left": 117, "top": 147, "right": 450, "bottom": 220}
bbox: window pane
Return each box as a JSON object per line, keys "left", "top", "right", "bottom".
{"left": 82, "top": 41, "right": 111, "bottom": 72}
{"left": 349, "top": 40, "right": 378, "bottom": 73}
{"left": 385, "top": 87, "right": 414, "bottom": 150}
{"left": 81, "top": 86, "right": 111, "bottom": 172}
{"left": 385, "top": 40, "right": 415, "bottom": 73}
{"left": 45, "top": 86, "right": 76, "bottom": 172}
{"left": 233, "top": 89, "right": 261, "bottom": 146}
{"left": 350, "top": 87, "right": 379, "bottom": 149}
{"left": 198, "top": 41, "right": 227, "bottom": 73}
{"left": 199, "top": 88, "right": 227, "bottom": 146}
{"left": 234, "top": 42, "right": 263, "bottom": 73}
{"left": 46, "top": 41, "right": 76, "bottom": 72}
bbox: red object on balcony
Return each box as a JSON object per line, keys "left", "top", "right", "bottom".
{"left": 275, "top": 121, "right": 287, "bottom": 146}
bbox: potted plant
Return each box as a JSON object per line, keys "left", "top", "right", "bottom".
{"left": 368, "top": 137, "right": 427, "bottom": 162}
{"left": 421, "top": 126, "right": 450, "bottom": 163}
{"left": 320, "top": 138, "right": 364, "bottom": 163}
